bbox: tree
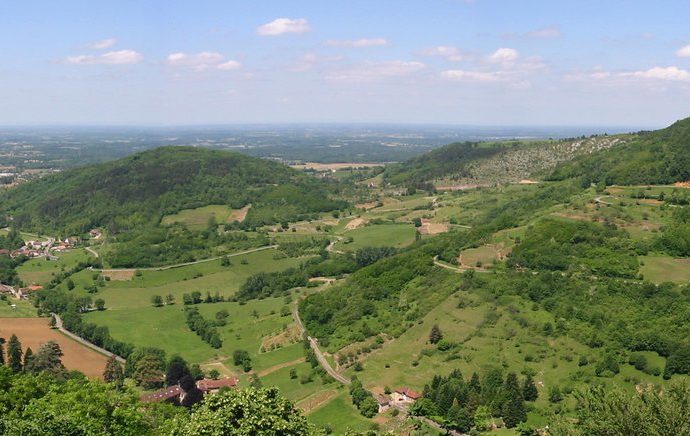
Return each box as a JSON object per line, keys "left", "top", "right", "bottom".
{"left": 151, "top": 295, "right": 163, "bottom": 307}
{"left": 358, "top": 396, "right": 378, "bottom": 418}
{"left": 7, "top": 334, "right": 23, "bottom": 372}
{"left": 166, "top": 355, "right": 191, "bottom": 386}
{"left": 165, "top": 294, "right": 176, "bottom": 305}
{"left": 0, "top": 339, "right": 4, "bottom": 366}
{"left": 549, "top": 385, "right": 563, "bottom": 403}
{"left": 179, "top": 374, "right": 204, "bottom": 407}
{"left": 208, "top": 369, "right": 220, "bottom": 380}
{"left": 94, "top": 298, "right": 106, "bottom": 311}
{"left": 133, "top": 354, "right": 165, "bottom": 389}
{"left": 49, "top": 314, "right": 57, "bottom": 328}
{"left": 103, "top": 355, "right": 124, "bottom": 388}
{"left": 22, "top": 347, "right": 34, "bottom": 371}
{"left": 522, "top": 373, "right": 538, "bottom": 401}
{"left": 221, "top": 256, "right": 231, "bottom": 267}
{"left": 448, "top": 404, "right": 474, "bottom": 432}
{"left": 66, "top": 279, "right": 75, "bottom": 290}
{"left": 289, "top": 368, "right": 298, "bottom": 379}
{"left": 503, "top": 372, "right": 526, "bottom": 428}
{"left": 169, "top": 387, "right": 313, "bottom": 435}
{"left": 29, "top": 341, "right": 66, "bottom": 376}
{"left": 429, "top": 324, "right": 443, "bottom": 344}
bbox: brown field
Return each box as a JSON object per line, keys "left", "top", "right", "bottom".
{"left": 261, "top": 324, "right": 301, "bottom": 351}
{"left": 418, "top": 222, "right": 449, "bottom": 235}
{"left": 290, "top": 162, "right": 385, "bottom": 170}
{"left": 0, "top": 318, "right": 109, "bottom": 378}
{"left": 100, "top": 269, "right": 135, "bottom": 281}
{"left": 345, "top": 217, "right": 366, "bottom": 230}
{"left": 298, "top": 389, "right": 339, "bottom": 414}
{"left": 229, "top": 204, "right": 251, "bottom": 223}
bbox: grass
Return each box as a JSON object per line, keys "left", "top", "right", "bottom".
{"left": 66, "top": 249, "right": 305, "bottom": 310}
{"left": 640, "top": 255, "right": 690, "bottom": 284}
{"left": 161, "top": 204, "right": 237, "bottom": 230}
{"left": 306, "top": 391, "right": 373, "bottom": 434}
{"left": 0, "top": 298, "right": 37, "bottom": 317}
{"left": 335, "top": 223, "right": 416, "bottom": 252}
{"left": 17, "top": 248, "right": 91, "bottom": 286}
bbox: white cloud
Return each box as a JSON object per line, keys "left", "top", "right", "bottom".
{"left": 677, "top": 45, "right": 690, "bottom": 58}
{"left": 326, "top": 61, "right": 425, "bottom": 82}
{"left": 489, "top": 48, "right": 519, "bottom": 64}
{"left": 88, "top": 38, "right": 117, "bottom": 50}
{"left": 167, "top": 52, "right": 241, "bottom": 72}
{"left": 324, "top": 38, "right": 387, "bottom": 48}
{"left": 65, "top": 50, "right": 142, "bottom": 65}
{"left": 290, "top": 53, "right": 344, "bottom": 72}
{"left": 525, "top": 26, "right": 563, "bottom": 39}
{"left": 257, "top": 18, "right": 310, "bottom": 36}
{"left": 419, "top": 46, "right": 464, "bottom": 61}
{"left": 440, "top": 69, "right": 504, "bottom": 82}
{"left": 626, "top": 66, "right": 690, "bottom": 82}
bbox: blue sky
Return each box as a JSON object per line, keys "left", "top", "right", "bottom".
{"left": 1, "top": 0, "right": 689, "bottom": 127}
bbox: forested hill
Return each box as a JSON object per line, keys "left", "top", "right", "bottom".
{"left": 383, "top": 135, "right": 627, "bottom": 188}
{"left": 549, "top": 116, "right": 690, "bottom": 185}
{"left": 0, "top": 146, "right": 347, "bottom": 235}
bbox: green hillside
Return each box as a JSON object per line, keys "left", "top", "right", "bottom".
{"left": 0, "top": 146, "right": 347, "bottom": 235}
{"left": 550, "top": 116, "right": 690, "bottom": 185}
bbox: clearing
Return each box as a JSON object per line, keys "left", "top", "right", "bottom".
{"left": 161, "top": 204, "right": 251, "bottom": 230}
{"left": 0, "top": 318, "right": 109, "bottom": 378}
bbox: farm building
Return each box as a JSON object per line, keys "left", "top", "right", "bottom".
{"left": 141, "top": 377, "right": 238, "bottom": 403}
{"left": 391, "top": 387, "right": 422, "bottom": 404}
{"left": 374, "top": 394, "right": 390, "bottom": 413}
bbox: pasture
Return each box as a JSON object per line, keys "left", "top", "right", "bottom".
{"left": 17, "top": 248, "right": 91, "bottom": 286}
{"left": 161, "top": 204, "right": 249, "bottom": 230}
{"left": 0, "top": 317, "right": 109, "bottom": 378}
{"left": 334, "top": 223, "right": 416, "bottom": 252}
{"left": 640, "top": 255, "right": 690, "bottom": 284}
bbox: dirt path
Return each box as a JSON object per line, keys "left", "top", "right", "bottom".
{"left": 91, "top": 245, "right": 278, "bottom": 273}
{"left": 257, "top": 357, "right": 305, "bottom": 377}
{"left": 325, "top": 236, "right": 344, "bottom": 254}
{"left": 291, "top": 305, "right": 350, "bottom": 386}
{"left": 52, "top": 313, "right": 125, "bottom": 364}
{"left": 85, "top": 246, "right": 99, "bottom": 258}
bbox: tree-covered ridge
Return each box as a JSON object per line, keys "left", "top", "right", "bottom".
{"left": 1, "top": 146, "right": 348, "bottom": 235}
{"left": 550, "top": 116, "right": 690, "bottom": 185}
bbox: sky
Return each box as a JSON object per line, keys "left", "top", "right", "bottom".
{"left": 1, "top": 0, "right": 689, "bottom": 127}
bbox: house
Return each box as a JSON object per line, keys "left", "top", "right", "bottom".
{"left": 140, "top": 377, "right": 238, "bottom": 403}
{"left": 196, "top": 377, "right": 238, "bottom": 393}
{"left": 374, "top": 394, "right": 390, "bottom": 413}
{"left": 391, "top": 387, "right": 422, "bottom": 404}
{"left": 0, "top": 283, "right": 14, "bottom": 295}
{"left": 140, "top": 386, "right": 181, "bottom": 403}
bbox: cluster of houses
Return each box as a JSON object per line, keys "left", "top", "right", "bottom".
{"left": 0, "top": 282, "right": 43, "bottom": 300}
{"left": 141, "top": 377, "right": 239, "bottom": 403}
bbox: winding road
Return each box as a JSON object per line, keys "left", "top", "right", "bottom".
{"left": 291, "top": 304, "right": 350, "bottom": 385}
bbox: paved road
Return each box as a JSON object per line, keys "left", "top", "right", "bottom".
{"left": 92, "top": 245, "right": 278, "bottom": 272}
{"left": 52, "top": 313, "right": 125, "bottom": 364}
{"left": 291, "top": 304, "right": 350, "bottom": 385}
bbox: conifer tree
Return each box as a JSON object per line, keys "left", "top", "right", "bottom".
{"left": 502, "top": 372, "right": 526, "bottom": 428}
{"left": 522, "top": 373, "right": 539, "bottom": 401}
{"left": 7, "top": 334, "right": 23, "bottom": 372}
{"left": 0, "top": 339, "right": 5, "bottom": 366}
{"left": 429, "top": 324, "right": 443, "bottom": 344}
{"left": 23, "top": 347, "right": 34, "bottom": 371}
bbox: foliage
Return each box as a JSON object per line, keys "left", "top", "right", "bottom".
{"left": 169, "top": 387, "right": 314, "bottom": 435}
{"left": 184, "top": 307, "right": 222, "bottom": 348}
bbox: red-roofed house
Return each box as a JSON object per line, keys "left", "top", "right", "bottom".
{"left": 140, "top": 377, "right": 238, "bottom": 403}
{"left": 140, "top": 386, "right": 181, "bottom": 403}
{"left": 197, "top": 377, "right": 238, "bottom": 393}
{"left": 391, "top": 387, "right": 422, "bottom": 403}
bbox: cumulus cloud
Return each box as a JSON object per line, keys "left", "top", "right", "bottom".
{"left": 677, "top": 45, "right": 690, "bottom": 58}
{"left": 324, "top": 38, "right": 387, "bottom": 47}
{"left": 167, "top": 52, "right": 241, "bottom": 72}
{"left": 65, "top": 50, "right": 142, "bottom": 65}
{"left": 88, "top": 38, "right": 117, "bottom": 50}
{"left": 489, "top": 47, "right": 519, "bottom": 64}
{"left": 440, "top": 70, "right": 504, "bottom": 82}
{"left": 257, "top": 18, "right": 310, "bottom": 36}
{"left": 290, "top": 53, "right": 344, "bottom": 72}
{"left": 419, "top": 46, "right": 464, "bottom": 61}
{"left": 625, "top": 66, "right": 690, "bottom": 82}
{"left": 326, "top": 60, "right": 425, "bottom": 82}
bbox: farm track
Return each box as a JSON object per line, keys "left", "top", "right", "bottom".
{"left": 52, "top": 313, "right": 125, "bottom": 364}
{"left": 92, "top": 245, "right": 278, "bottom": 272}
{"left": 292, "top": 304, "right": 350, "bottom": 386}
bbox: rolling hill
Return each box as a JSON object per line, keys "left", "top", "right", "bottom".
{"left": 0, "top": 146, "right": 348, "bottom": 236}
{"left": 549, "top": 116, "right": 690, "bottom": 185}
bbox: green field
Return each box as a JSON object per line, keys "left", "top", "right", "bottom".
{"left": 161, "top": 204, "right": 239, "bottom": 230}
{"left": 335, "top": 223, "right": 416, "bottom": 251}
{"left": 640, "top": 255, "right": 690, "bottom": 284}
{"left": 17, "top": 249, "right": 91, "bottom": 286}
{"left": 66, "top": 248, "right": 305, "bottom": 310}
{"left": 0, "top": 298, "right": 37, "bottom": 317}
{"left": 306, "top": 391, "right": 374, "bottom": 434}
